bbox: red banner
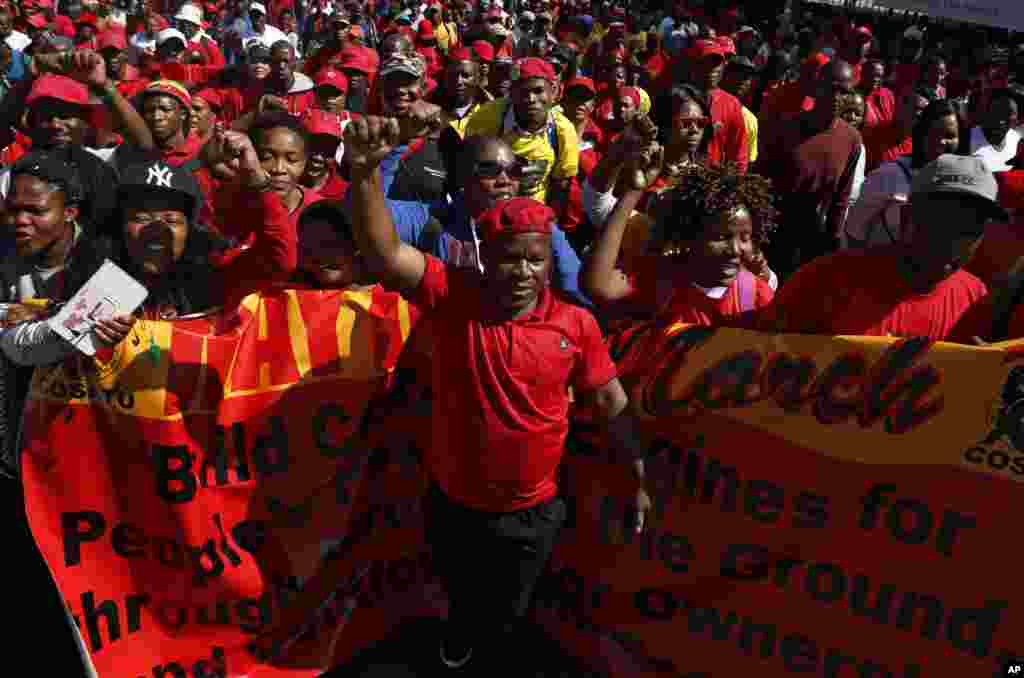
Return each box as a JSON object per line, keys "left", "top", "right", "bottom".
{"left": 20, "top": 295, "right": 1024, "bottom": 677}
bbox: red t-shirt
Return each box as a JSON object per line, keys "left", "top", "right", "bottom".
{"left": 410, "top": 255, "right": 618, "bottom": 512}
{"left": 707, "top": 88, "right": 750, "bottom": 173}
{"left": 762, "top": 245, "right": 991, "bottom": 343}
{"left": 658, "top": 272, "right": 774, "bottom": 326}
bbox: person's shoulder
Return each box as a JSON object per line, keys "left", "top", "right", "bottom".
{"left": 464, "top": 99, "right": 504, "bottom": 131}
{"left": 550, "top": 109, "right": 575, "bottom": 133}
{"left": 547, "top": 289, "right": 601, "bottom": 329}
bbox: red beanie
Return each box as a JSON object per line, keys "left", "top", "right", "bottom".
{"left": 477, "top": 198, "right": 555, "bottom": 241}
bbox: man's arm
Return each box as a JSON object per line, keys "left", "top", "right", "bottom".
{"left": 345, "top": 116, "right": 428, "bottom": 294}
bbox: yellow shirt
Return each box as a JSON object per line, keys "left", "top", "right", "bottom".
{"left": 446, "top": 101, "right": 482, "bottom": 139}
{"left": 465, "top": 99, "right": 580, "bottom": 203}
{"left": 435, "top": 21, "right": 458, "bottom": 54}
{"left": 741, "top": 105, "right": 759, "bottom": 164}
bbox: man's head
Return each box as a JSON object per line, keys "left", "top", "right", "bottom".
{"left": 511, "top": 58, "right": 557, "bottom": 132}
{"left": 249, "top": 2, "right": 267, "bottom": 33}
{"left": 923, "top": 54, "right": 948, "bottom": 90}
{"left": 816, "top": 58, "right": 856, "bottom": 118}
{"left": 983, "top": 89, "right": 1021, "bottom": 148}
{"left": 445, "top": 48, "right": 480, "bottom": 106}
{"left": 846, "top": 25, "right": 872, "bottom": 62}
{"left": 378, "top": 52, "right": 425, "bottom": 117}
{"left": 836, "top": 91, "right": 866, "bottom": 129}
{"left": 906, "top": 155, "right": 1005, "bottom": 290}
{"left": 298, "top": 200, "right": 365, "bottom": 288}
{"left": 722, "top": 57, "right": 758, "bottom": 100}
{"left": 860, "top": 59, "right": 885, "bottom": 94}
{"left": 314, "top": 67, "right": 348, "bottom": 112}
{"left": 26, "top": 75, "right": 91, "bottom": 148}
{"left": 476, "top": 196, "right": 554, "bottom": 315}
{"left": 687, "top": 39, "right": 727, "bottom": 91}
{"left": 4, "top": 151, "right": 81, "bottom": 262}
{"left": 140, "top": 80, "right": 191, "bottom": 145}
{"left": 596, "top": 58, "right": 627, "bottom": 90}
{"left": 561, "top": 77, "right": 596, "bottom": 126}
{"left": 380, "top": 31, "right": 413, "bottom": 61}
{"left": 330, "top": 11, "right": 351, "bottom": 45}
{"left": 0, "top": 10, "right": 13, "bottom": 38}
{"left": 302, "top": 109, "right": 343, "bottom": 184}
{"left": 268, "top": 40, "right": 296, "bottom": 93}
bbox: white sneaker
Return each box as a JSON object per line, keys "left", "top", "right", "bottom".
{"left": 439, "top": 641, "right": 473, "bottom": 669}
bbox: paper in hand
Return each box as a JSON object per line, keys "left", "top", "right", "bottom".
{"left": 48, "top": 261, "right": 149, "bottom": 356}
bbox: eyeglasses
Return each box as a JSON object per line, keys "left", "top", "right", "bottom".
{"left": 473, "top": 160, "right": 527, "bottom": 179}
{"left": 675, "top": 116, "right": 710, "bottom": 130}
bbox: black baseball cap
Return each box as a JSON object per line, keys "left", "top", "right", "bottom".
{"left": 11, "top": 150, "right": 84, "bottom": 204}
{"left": 117, "top": 161, "right": 202, "bottom": 222}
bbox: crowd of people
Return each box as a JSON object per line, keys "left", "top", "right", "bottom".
{"left": 5, "top": 0, "right": 1024, "bottom": 674}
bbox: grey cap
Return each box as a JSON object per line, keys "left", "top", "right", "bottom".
{"left": 911, "top": 154, "right": 1008, "bottom": 220}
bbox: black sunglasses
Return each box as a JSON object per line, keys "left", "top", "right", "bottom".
{"left": 473, "top": 159, "right": 527, "bottom": 179}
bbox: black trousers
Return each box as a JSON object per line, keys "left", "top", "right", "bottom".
{"left": 423, "top": 485, "right": 567, "bottom": 663}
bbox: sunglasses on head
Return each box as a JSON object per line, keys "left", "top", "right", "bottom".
{"left": 474, "top": 159, "right": 527, "bottom": 179}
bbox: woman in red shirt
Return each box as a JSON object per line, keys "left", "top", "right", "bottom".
{"left": 581, "top": 158, "right": 776, "bottom": 327}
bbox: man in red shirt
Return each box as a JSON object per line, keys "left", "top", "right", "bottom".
{"left": 764, "top": 154, "right": 999, "bottom": 342}
{"left": 757, "top": 59, "right": 861, "bottom": 278}
{"left": 345, "top": 114, "right": 650, "bottom": 673}
{"left": 759, "top": 51, "right": 828, "bottom": 140}
{"left": 681, "top": 38, "right": 750, "bottom": 172}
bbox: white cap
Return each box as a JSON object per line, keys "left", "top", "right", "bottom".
{"left": 174, "top": 3, "right": 203, "bottom": 25}
{"left": 249, "top": 2, "right": 267, "bottom": 15}
{"left": 156, "top": 28, "right": 188, "bottom": 46}
{"left": 903, "top": 26, "right": 924, "bottom": 40}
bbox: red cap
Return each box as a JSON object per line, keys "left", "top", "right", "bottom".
{"left": 303, "top": 109, "right": 346, "bottom": 139}
{"left": 315, "top": 67, "right": 349, "bottom": 91}
{"left": 854, "top": 25, "right": 873, "bottom": 42}
{"left": 339, "top": 47, "right": 376, "bottom": 75}
{"left": 25, "top": 13, "right": 48, "bottom": 28}
{"left": 193, "top": 87, "right": 224, "bottom": 110}
{"left": 617, "top": 86, "right": 641, "bottom": 108}
{"left": 563, "top": 76, "right": 596, "bottom": 95}
{"left": 97, "top": 29, "right": 128, "bottom": 50}
{"left": 449, "top": 46, "right": 474, "bottom": 62}
{"left": 688, "top": 38, "right": 727, "bottom": 61}
{"left": 27, "top": 74, "right": 91, "bottom": 107}
{"left": 417, "top": 19, "right": 434, "bottom": 38}
{"left": 471, "top": 39, "right": 494, "bottom": 62}
{"left": 517, "top": 56, "right": 556, "bottom": 83}
{"left": 997, "top": 170, "right": 1024, "bottom": 210}
{"left": 142, "top": 79, "right": 193, "bottom": 110}
{"left": 75, "top": 13, "right": 98, "bottom": 27}
{"left": 477, "top": 197, "right": 555, "bottom": 241}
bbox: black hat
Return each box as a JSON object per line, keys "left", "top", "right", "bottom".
{"left": 11, "top": 150, "right": 84, "bottom": 204}
{"left": 117, "top": 161, "right": 202, "bottom": 222}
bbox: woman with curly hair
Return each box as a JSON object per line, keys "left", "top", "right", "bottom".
{"left": 581, "top": 155, "right": 778, "bottom": 326}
